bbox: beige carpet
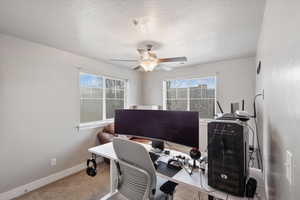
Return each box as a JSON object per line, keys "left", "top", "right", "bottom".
{"left": 15, "top": 163, "right": 208, "bottom": 200}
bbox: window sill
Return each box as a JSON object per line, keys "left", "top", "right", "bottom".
{"left": 77, "top": 119, "right": 114, "bottom": 131}
{"left": 77, "top": 118, "right": 211, "bottom": 131}
{"left": 199, "top": 118, "right": 213, "bottom": 124}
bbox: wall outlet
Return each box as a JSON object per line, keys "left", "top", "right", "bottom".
{"left": 50, "top": 158, "right": 56, "bottom": 166}
{"left": 286, "top": 150, "right": 293, "bottom": 185}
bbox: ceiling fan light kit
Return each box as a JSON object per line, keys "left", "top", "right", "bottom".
{"left": 110, "top": 44, "right": 187, "bottom": 72}
{"left": 140, "top": 60, "right": 158, "bottom": 71}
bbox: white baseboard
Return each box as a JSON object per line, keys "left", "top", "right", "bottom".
{"left": 0, "top": 162, "right": 86, "bottom": 200}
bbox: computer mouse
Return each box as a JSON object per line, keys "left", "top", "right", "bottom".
{"left": 164, "top": 150, "right": 170, "bottom": 155}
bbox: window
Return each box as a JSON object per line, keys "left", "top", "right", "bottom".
{"left": 105, "top": 78, "right": 125, "bottom": 119}
{"left": 80, "top": 73, "right": 127, "bottom": 124}
{"left": 164, "top": 77, "right": 216, "bottom": 119}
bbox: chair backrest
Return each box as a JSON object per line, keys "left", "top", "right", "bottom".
{"left": 113, "top": 138, "right": 157, "bottom": 200}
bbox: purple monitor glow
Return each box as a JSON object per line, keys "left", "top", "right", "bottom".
{"left": 115, "top": 109, "right": 199, "bottom": 148}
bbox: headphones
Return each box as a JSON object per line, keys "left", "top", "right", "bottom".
{"left": 86, "top": 158, "right": 97, "bottom": 177}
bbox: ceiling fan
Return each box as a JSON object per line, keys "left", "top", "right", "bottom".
{"left": 110, "top": 44, "right": 187, "bottom": 72}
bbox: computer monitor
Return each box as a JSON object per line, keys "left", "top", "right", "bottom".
{"left": 115, "top": 109, "right": 199, "bottom": 148}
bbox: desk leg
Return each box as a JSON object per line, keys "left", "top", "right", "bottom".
{"left": 110, "top": 160, "right": 118, "bottom": 193}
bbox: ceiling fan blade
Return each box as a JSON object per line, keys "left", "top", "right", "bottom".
{"left": 158, "top": 57, "right": 187, "bottom": 63}
{"left": 110, "top": 59, "right": 138, "bottom": 62}
{"left": 132, "top": 65, "right": 143, "bottom": 71}
{"left": 137, "top": 49, "right": 145, "bottom": 54}
{"left": 137, "top": 48, "right": 146, "bottom": 55}
{"left": 155, "top": 65, "right": 173, "bottom": 71}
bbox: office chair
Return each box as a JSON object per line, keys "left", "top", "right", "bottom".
{"left": 103, "top": 138, "right": 176, "bottom": 200}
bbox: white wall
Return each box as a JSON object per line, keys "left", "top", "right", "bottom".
{"left": 256, "top": 0, "right": 300, "bottom": 199}
{"left": 0, "top": 34, "right": 142, "bottom": 194}
{"left": 142, "top": 57, "right": 256, "bottom": 115}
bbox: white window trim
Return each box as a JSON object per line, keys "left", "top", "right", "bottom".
{"left": 162, "top": 76, "right": 217, "bottom": 120}
{"left": 78, "top": 72, "right": 128, "bottom": 130}
{"left": 77, "top": 119, "right": 114, "bottom": 130}
{"left": 162, "top": 81, "right": 167, "bottom": 110}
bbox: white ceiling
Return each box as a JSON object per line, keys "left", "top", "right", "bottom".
{"left": 0, "top": 0, "right": 265, "bottom": 68}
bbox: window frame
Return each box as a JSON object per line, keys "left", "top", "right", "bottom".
{"left": 162, "top": 76, "right": 217, "bottom": 119}
{"left": 79, "top": 71, "right": 128, "bottom": 128}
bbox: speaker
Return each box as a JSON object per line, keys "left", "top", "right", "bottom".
{"left": 151, "top": 140, "right": 164, "bottom": 152}
{"left": 86, "top": 158, "right": 97, "bottom": 177}
{"left": 208, "top": 120, "right": 249, "bottom": 197}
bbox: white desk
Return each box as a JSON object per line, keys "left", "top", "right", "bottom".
{"left": 88, "top": 142, "right": 265, "bottom": 200}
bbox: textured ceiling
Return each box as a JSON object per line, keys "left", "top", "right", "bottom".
{"left": 0, "top": 0, "right": 265, "bottom": 68}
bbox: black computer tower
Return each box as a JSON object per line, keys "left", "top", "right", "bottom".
{"left": 207, "top": 120, "right": 249, "bottom": 197}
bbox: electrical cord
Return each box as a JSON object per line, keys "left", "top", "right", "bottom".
{"left": 252, "top": 93, "right": 264, "bottom": 171}
{"left": 244, "top": 124, "right": 255, "bottom": 148}
{"left": 248, "top": 148, "right": 257, "bottom": 167}
{"left": 252, "top": 94, "right": 263, "bottom": 118}
{"left": 254, "top": 117, "right": 263, "bottom": 171}
{"left": 201, "top": 175, "right": 216, "bottom": 194}
{"left": 243, "top": 124, "right": 256, "bottom": 167}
